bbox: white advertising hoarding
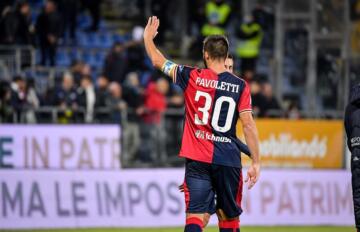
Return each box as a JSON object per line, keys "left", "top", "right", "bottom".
{"left": 0, "top": 125, "right": 121, "bottom": 169}
{"left": 0, "top": 169, "right": 354, "bottom": 229}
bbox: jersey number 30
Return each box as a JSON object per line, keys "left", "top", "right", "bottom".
{"left": 194, "top": 90, "right": 236, "bottom": 133}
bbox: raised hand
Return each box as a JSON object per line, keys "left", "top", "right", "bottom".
{"left": 143, "top": 16, "right": 160, "bottom": 41}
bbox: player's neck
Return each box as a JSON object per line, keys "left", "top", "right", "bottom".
{"left": 207, "top": 61, "right": 227, "bottom": 74}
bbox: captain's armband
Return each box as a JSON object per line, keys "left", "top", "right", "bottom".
{"left": 161, "top": 60, "right": 177, "bottom": 77}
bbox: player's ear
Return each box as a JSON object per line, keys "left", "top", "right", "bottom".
{"left": 204, "top": 51, "right": 210, "bottom": 61}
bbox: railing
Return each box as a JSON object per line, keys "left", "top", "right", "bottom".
{"left": 0, "top": 45, "right": 36, "bottom": 77}
{"left": 3, "top": 106, "right": 345, "bottom": 124}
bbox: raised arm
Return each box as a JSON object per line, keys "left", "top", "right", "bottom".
{"left": 143, "top": 16, "right": 177, "bottom": 80}
{"left": 239, "top": 112, "right": 260, "bottom": 189}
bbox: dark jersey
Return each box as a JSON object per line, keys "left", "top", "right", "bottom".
{"left": 174, "top": 65, "right": 252, "bottom": 168}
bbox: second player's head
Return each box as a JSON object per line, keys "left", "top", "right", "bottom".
{"left": 203, "top": 35, "right": 229, "bottom": 68}
{"left": 225, "top": 54, "right": 234, "bottom": 73}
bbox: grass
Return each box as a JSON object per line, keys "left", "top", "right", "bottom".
{"left": 2, "top": 226, "right": 353, "bottom": 232}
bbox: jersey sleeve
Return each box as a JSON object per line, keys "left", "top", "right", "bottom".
{"left": 174, "top": 65, "right": 193, "bottom": 90}
{"left": 238, "top": 82, "right": 252, "bottom": 113}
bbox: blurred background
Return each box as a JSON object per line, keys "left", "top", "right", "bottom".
{"left": 0, "top": 0, "right": 358, "bottom": 231}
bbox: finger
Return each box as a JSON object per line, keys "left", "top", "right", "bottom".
{"left": 249, "top": 176, "right": 257, "bottom": 189}
{"left": 155, "top": 18, "right": 159, "bottom": 30}
{"left": 248, "top": 176, "right": 253, "bottom": 188}
{"left": 249, "top": 182, "right": 255, "bottom": 189}
{"left": 147, "top": 16, "right": 151, "bottom": 26}
{"left": 151, "top": 16, "right": 156, "bottom": 26}
{"left": 247, "top": 180, "right": 253, "bottom": 189}
{"left": 245, "top": 173, "right": 249, "bottom": 183}
{"left": 248, "top": 177, "right": 254, "bottom": 189}
{"left": 155, "top": 18, "right": 160, "bottom": 29}
{"left": 253, "top": 175, "right": 259, "bottom": 183}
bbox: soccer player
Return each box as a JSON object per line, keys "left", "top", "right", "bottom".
{"left": 178, "top": 54, "right": 251, "bottom": 229}
{"left": 345, "top": 84, "right": 360, "bottom": 232}
{"left": 224, "top": 54, "right": 234, "bottom": 73}
{"left": 144, "top": 16, "right": 260, "bottom": 232}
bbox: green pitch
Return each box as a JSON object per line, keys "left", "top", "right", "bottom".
{"left": 5, "top": 226, "right": 353, "bottom": 232}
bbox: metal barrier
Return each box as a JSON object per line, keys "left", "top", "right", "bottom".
{"left": 3, "top": 106, "right": 345, "bottom": 124}
{"left": 0, "top": 45, "right": 36, "bottom": 77}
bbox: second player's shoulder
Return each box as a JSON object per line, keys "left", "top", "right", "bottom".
{"left": 219, "top": 71, "right": 247, "bottom": 87}
{"left": 227, "top": 72, "right": 247, "bottom": 83}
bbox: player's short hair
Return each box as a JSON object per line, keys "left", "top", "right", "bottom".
{"left": 203, "top": 35, "right": 229, "bottom": 60}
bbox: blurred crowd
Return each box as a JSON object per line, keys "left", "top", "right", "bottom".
{"left": 0, "top": 56, "right": 185, "bottom": 167}
{"left": 0, "top": 0, "right": 291, "bottom": 124}
{"left": 0, "top": 0, "right": 102, "bottom": 65}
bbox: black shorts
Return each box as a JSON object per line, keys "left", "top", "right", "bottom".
{"left": 183, "top": 159, "right": 243, "bottom": 218}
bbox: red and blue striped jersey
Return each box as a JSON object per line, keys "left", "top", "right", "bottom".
{"left": 174, "top": 65, "right": 252, "bottom": 168}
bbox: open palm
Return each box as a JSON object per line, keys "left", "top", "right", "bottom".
{"left": 143, "top": 16, "right": 159, "bottom": 40}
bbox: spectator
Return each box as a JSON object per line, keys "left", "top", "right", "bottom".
{"left": 103, "top": 42, "right": 128, "bottom": 83}
{"left": 56, "top": 0, "right": 79, "bottom": 43}
{"left": 236, "top": 13, "right": 263, "bottom": 81}
{"left": 95, "top": 75, "right": 111, "bottom": 107}
{"left": 0, "top": 0, "right": 13, "bottom": 16}
{"left": 0, "top": 5, "right": 18, "bottom": 44}
{"left": 10, "top": 76, "right": 27, "bottom": 121}
{"left": 122, "top": 72, "right": 144, "bottom": 167}
{"left": 77, "top": 75, "right": 96, "bottom": 123}
{"left": 94, "top": 75, "right": 111, "bottom": 122}
{"left": 201, "top": 0, "right": 231, "bottom": 37}
{"left": 81, "top": 63, "right": 92, "bottom": 76}
{"left": 53, "top": 72, "right": 78, "bottom": 123}
{"left": 251, "top": 3, "right": 275, "bottom": 49}
{"left": 249, "top": 79, "right": 266, "bottom": 117}
{"left": 10, "top": 76, "right": 39, "bottom": 123}
{"left": 168, "top": 87, "right": 184, "bottom": 108}
{"left": 70, "top": 60, "right": 85, "bottom": 86}
{"left": 187, "top": 0, "right": 206, "bottom": 36}
{"left": 36, "top": 0, "right": 61, "bottom": 66}
{"left": 14, "top": 1, "right": 34, "bottom": 45}
{"left": 82, "top": 0, "right": 102, "bottom": 32}
{"left": 150, "top": 0, "right": 168, "bottom": 45}
{"left": 143, "top": 78, "right": 168, "bottom": 124}
{"left": 0, "top": 80, "right": 13, "bottom": 122}
{"left": 351, "top": 0, "right": 360, "bottom": 21}
{"left": 140, "top": 77, "right": 168, "bottom": 165}
{"left": 108, "top": 82, "right": 126, "bottom": 123}
{"left": 54, "top": 72, "right": 77, "bottom": 107}
{"left": 165, "top": 85, "right": 184, "bottom": 161}
{"left": 262, "top": 82, "right": 281, "bottom": 117}
{"left": 25, "top": 78, "right": 40, "bottom": 123}
{"left": 126, "top": 26, "right": 147, "bottom": 73}
{"left": 189, "top": 0, "right": 231, "bottom": 59}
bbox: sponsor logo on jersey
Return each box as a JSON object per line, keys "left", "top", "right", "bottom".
{"left": 195, "top": 130, "right": 231, "bottom": 143}
{"left": 351, "top": 137, "right": 360, "bottom": 147}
